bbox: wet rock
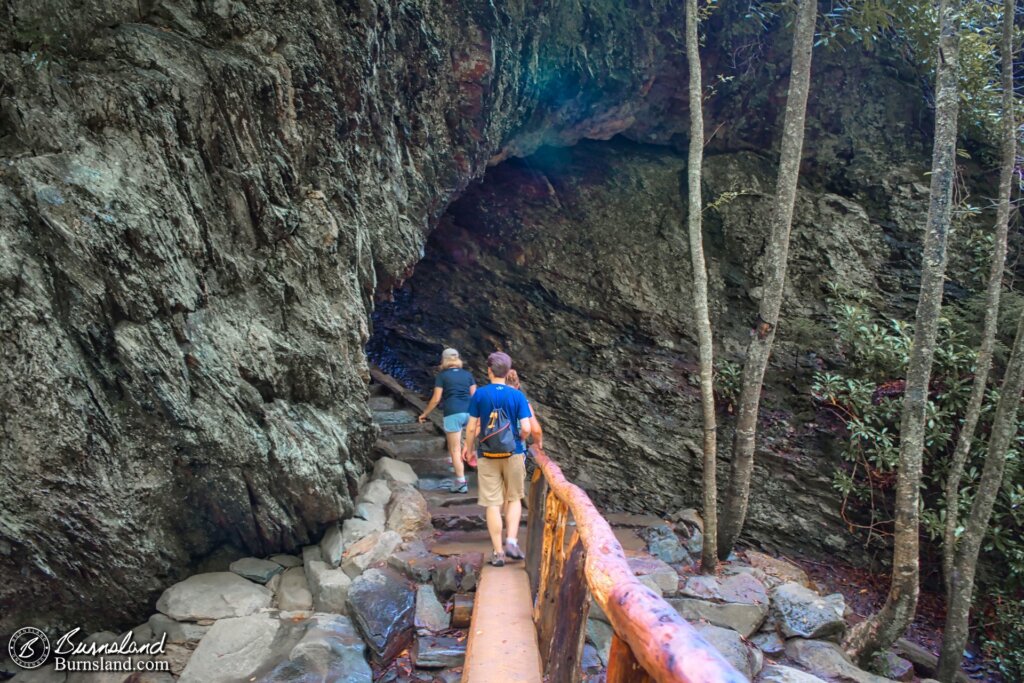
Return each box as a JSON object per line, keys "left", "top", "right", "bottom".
{"left": 373, "top": 458, "right": 419, "bottom": 487}
{"left": 751, "top": 630, "right": 786, "bottom": 656}
{"left": 270, "top": 554, "right": 303, "bottom": 568}
{"left": 413, "top": 636, "right": 466, "bottom": 668}
{"left": 785, "top": 639, "right": 894, "bottom": 683}
{"left": 320, "top": 524, "right": 345, "bottom": 568}
{"left": 276, "top": 566, "right": 314, "bottom": 611}
{"left": 669, "top": 597, "right": 768, "bottom": 638}
{"left": 259, "top": 614, "right": 371, "bottom": 683}
{"left": 388, "top": 544, "right": 441, "bottom": 583}
{"left": 581, "top": 643, "right": 603, "bottom": 675}
{"left": 387, "top": 484, "right": 433, "bottom": 538}
{"left": 346, "top": 568, "right": 415, "bottom": 663}
{"left": 342, "top": 530, "right": 402, "bottom": 578}
{"left": 459, "top": 553, "right": 484, "bottom": 592}
{"left": 670, "top": 508, "right": 704, "bottom": 531}
{"left": 747, "top": 551, "right": 811, "bottom": 588}
{"left": 415, "top": 585, "right": 450, "bottom": 632}
{"left": 684, "top": 528, "right": 704, "bottom": 556}
{"left": 302, "top": 545, "right": 323, "bottom": 567}
{"left": 357, "top": 480, "right": 393, "bottom": 507}
{"left": 307, "top": 561, "right": 353, "bottom": 613}
{"left": 147, "top": 614, "right": 210, "bottom": 644}
{"left": 771, "top": 583, "right": 846, "bottom": 639}
{"left": 871, "top": 652, "right": 914, "bottom": 682}
{"left": 638, "top": 524, "right": 689, "bottom": 564}
{"left": 625, "top": 553, "right": 680, "bottom": 596}
{"left": 694, "top": 623, "right": 761, "bottom": 681}
{"left": 230, "top": 557, "right": 285, "bottom": 584}
{"left": 586, "top": 618, "right": 614, "bottom": 664}
{"left": 156, "top": 572, "right": 273, "bottom": 621}
{"left": 179, "top": 613, "right": 281, "bottom": 683}
{"left": 758, "top": 664, "right": 828, "bottom": 682}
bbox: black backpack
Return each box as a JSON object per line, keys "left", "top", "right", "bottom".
{"left": 479, "top": 405, "right": 517, "bottom": 457}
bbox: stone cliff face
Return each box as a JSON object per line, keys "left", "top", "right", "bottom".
{"left": 370, "top": 138, "right": 933, "bottom": 558}
{"left": 0, "top": 0, "right": 698, "bottom": 634}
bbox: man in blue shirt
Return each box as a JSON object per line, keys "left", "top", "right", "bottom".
{"left": 462, "top": 352, "right": 532, "bottom": 567}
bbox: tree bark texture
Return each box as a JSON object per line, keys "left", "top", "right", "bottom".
{"left": 717, "top": 0, "right": 818, "bottom": 558}
{"left": 685, "top": 0, "right": 719, "bottom": 574}
{"left": 941, "top": 0, "right": 1016, "bottom": 598}
{"left": 843, "top": 0, "right": 960, "bottom": 662}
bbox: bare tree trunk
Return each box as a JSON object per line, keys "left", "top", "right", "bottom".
{"left": 843, "top": 0, "right": 960, "bottom": 662}
{"left": 941, "top": 0, "right": 1016, "bottom": 600}
{"left": 716, "top": 0, "right": 817, "bottom": 559}
{"left": 684, "top": 0, "right": 718, "bottom": 574}
{"left": 937, "top": 313, "right": 1024, "bottom": 681}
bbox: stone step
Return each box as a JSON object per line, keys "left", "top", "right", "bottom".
{"left": 423, "top": 486, "right": 480, "bottom": 509}
{"left": 369, "top": 395, "right": 397, "bottom": 411}
{"left": 381, "top": 422, "right": 440, "bottom": 440}
{"left": 395, "top": 456, "right": 454, "bottom": 479}
{"left": 431, "top": 505, "right": 528, "bottom": 531}
{"left": 378, "top": 436, "right": 447, "bottom": 458}
{"left": 368, "top": 383, "right": 388, "bottom": 397}
{"left": 372, "top": 409, "right": 419, "bottom": 425}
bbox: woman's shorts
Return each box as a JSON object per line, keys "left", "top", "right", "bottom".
{"left": 443, "top": 412, "right": 470, "bottom": 434}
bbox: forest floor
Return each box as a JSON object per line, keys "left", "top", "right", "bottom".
{"left": 792, "top": 555, "right": 1003, "bottom": 682}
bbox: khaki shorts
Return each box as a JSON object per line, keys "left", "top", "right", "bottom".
{"left": 477, "top": 454, "right": 526, "bottom": 507}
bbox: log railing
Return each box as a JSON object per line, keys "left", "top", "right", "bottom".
{"left": 526, "top": 447, "right": 746, "bottom": 683}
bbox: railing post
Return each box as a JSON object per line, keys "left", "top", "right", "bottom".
{"left": 541, "top": 530, "right": 589, "bottom": 683}
{"left": 606, "top": 633, "right": 656, "bottom": 683}
{"left": 525, "top": 466, "right": 548, "bottom": 599}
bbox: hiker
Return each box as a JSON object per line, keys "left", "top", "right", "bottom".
{"left": 462, "top": 352, "right": 532, "bottom": 567}
{"left": 418, "top": 348, "right": 476, "bottom": 494}
{"left": 505, "top": 368, "right": 543, "bottom": 469}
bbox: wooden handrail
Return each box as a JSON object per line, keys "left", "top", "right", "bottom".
{"left": 529, "top": 446, "right": 746, "bottom": 683}
{"left": 369, "top": 366, "right": 446, "bottom": 433}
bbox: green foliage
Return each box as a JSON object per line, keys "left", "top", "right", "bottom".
{"left": 812, "top": 287, "right": 1024, "bottom": 590}
{"left": 715, "top": 359, "right": 743, "bottom": 411}
{"left": 981, "top": 587, "right": 1024, "bottom": 681}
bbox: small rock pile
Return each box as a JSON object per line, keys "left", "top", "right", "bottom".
{"left": 583, "top": 511, "right": 926, "bottom": 683}
{"left": 12, "top": 458, "right": 474, "bottom": 683}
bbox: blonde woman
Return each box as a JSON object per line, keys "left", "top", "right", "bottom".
{"left": 419, "top": 348, "right": 476, "bottom": 493}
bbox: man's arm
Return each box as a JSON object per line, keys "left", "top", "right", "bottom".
{"left": 462, "top": 417, "right": 480, "bottom": 461}
{"left": 418, "top": 387, "right": 444, "bottom": 423}
{"left": 469, "top": 384, "right": 477, "bottom": 397}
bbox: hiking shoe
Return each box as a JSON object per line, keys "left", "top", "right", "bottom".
{"left": 504, "top": 540, "right": 524, "bottom": 561}
{"left": 450, "top": 479, "right": 468, "bottom": 494}
{"left": 489, "top": 551, "right": 506, "bottom": 567}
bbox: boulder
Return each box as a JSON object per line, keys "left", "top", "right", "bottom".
{"left": 638, "top": 524, "right": 690, "bottom": 564}
{"left": 260, "top": 614, "right": 372, "bottom": 683}
{"left": 581, "top": 643, "right": 603, "bottom": 675}
{"left": 302, "top": 545, "right": 323, "bottom": 566}
{"left": 872, "top": 652, "right": 914, "bottom": 682}
{"left": 355, "top": 502, "right": 387, "bottom": 528}
{"left": 669, "top": 597, "right": 768, "bottom": 638}
{"left": 178, "top": 613, "right": 281, "bottom": 683}
{"left": 625, "top": 552, "right": 679, "bottom": 596}
{"left": 386, "top": 484, "right": 433, "bottom": 538}
{"left": 432, "top": 554, "right": 482, "bottom": 596}
{"left": 156, "top": 643, "right": 192, "bottom": 676}
{"left": 694, "top": 623, "right": 761, "bottom": 681}
{"left": 746, "top": 551, "right": 811, "bottom": 588}
{"left": 771, "top": 583, "right": 846, "bottom": 639}
{"left": 415, "top": 585, "right": 450, "bottom": 633}
{"left": 320, "top": 524, "right": 345, "bottom": 567}
{"left": 637, "top": 575, "right": 664, "bottom": 597}
{"left": 758, "top": 664, "right": 828, "bottom": 682}
{"left": 229, "top": 557, "right": 284, "bottom": 584}
{"left": 751, "top": 630, "right": 786, "bottom": 656}
{"left": 276, "top": 566, "right": 314, "bottom": 611}
{"left": 342, "top": 517, "right": 384, "bottom": 546}
{"left": 785, "top": 639, "right": 895, "bottom": 683}
{"left": 147, "top": 614, "right": 210, "bottom": 644}
{"left": 388, "top": 544, "right": 441, "bottom": 583}
{"left": 9, "top": 664, "right": 66, "bottom": 682}
{"left": 413, "top": 636, "right": 466, "bottom": 668}
{"left": 372, "top": 457, "right": 418, "bottom": 487}
{"left": 346, "top": 568, "right": 415, "bottom": 663}
{"left": 681, "top": 572, "right": 768, "bottom": 606}
{"left": 357, "top": 479, "right": 393, "bottom": 507}
{"left": 307, "top": 561, "right": 353, "bottom": 613}
{"left": 270, "top": 554, "right": 303, "bottom": 568}
{"left": 156, "top": 572, "right": 273, "bottom": 621}
{"left": 342, "top": 530, "right": 403, "bottom": 578}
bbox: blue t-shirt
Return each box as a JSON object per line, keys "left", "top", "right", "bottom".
{"left": 468, "top": 383, "right": 532, "bottom": 454}
{"left": 435, "top": 368, "right": 475, "bottom": 416}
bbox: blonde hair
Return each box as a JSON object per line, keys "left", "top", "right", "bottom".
{"left": 440, "top": 356, "right": 463, "bottom": 370}
{"left": 506, "top": 368, "right": 521, "bottom": 389}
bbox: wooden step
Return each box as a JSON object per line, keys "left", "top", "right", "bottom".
{"left": 462, "top": 564, "right": 543, "bottom": 683}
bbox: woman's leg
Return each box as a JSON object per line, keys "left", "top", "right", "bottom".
{"left": 446, "top": 431, "right": 465, "bottom": 479}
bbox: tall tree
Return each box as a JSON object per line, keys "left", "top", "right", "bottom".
{"left": 941, "top": 0, "right": 1017, "bottom": 600}
{"left": 937, "top": 2, "right": 1018, "bottom": 678}
{"left": 717, "top": 0, "right": 818, "bottom": 558}
{"left": 684, "top": 0, "right": 718, "bottom": 573}
{"left": 843, "top": 0, "right": 961, "bottom": 661}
